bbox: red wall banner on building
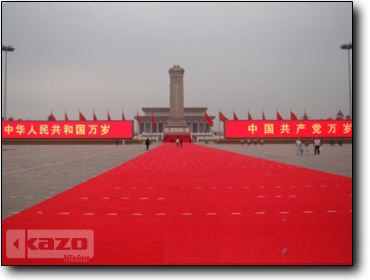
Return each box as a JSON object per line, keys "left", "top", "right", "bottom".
{"left": 225, "top": 120, "right": 352, "bottom": 138}
{"left": 2, "top": 121, "right": 133, "bottom": 139}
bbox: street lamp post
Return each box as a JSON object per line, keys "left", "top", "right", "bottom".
{"left": 2, "top": 45, "right": 15, "bottom": 121}
{"left": 340, "top": 43, "right": 352, "bottom": 120}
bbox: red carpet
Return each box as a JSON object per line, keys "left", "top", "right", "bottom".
{"left": 2, "top": 144, "right": 352, "bottom": 265}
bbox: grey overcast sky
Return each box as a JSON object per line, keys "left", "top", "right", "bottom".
{"left": 2, "top": 2, "right": 352, "bottom": 124}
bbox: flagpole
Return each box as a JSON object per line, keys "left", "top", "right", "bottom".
{"left": 218, "top": 109, "right": 220, "bottom": 140}
{"left": 137, "top": 109, "right": 140, "bottom": 136}
{"left": 150, "top": 109, "right": 152, "bottom": 134}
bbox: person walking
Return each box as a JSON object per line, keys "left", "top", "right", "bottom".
{"left": 241, "top": 139, "right": 244, "bottom": 145}
{"left": 176, "top": 138, "right": 179, "bottom": 147}
{"left": 304, "top": 140, "right": 310, "bottom": 154}
{"left": 314, "top": 138, "right": 321, "bottom": 155}
{"left": 254, "top": 139, "right": 257, "bottom": 146}
{"left": 145, "top": 138, "right": 150, "bottom": 151}
{"left": 296, "top": 138, "right": 303, "bottom": 155}
{"left": 339, "top": 138, "right": 343, "bottom": 146}
{"left": 180, "top": 138, "right": 183, "bottom": 147}
{"left": 247, "top": 139, "right": 250, "bottom": 146}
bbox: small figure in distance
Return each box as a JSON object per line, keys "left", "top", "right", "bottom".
{"left": 314, "top": 138, "right": 321, "bottom": 155}
{"left": 145, "top": 137, "right": 150, "bottom": 151}
{"left": 296, "top": 138, "right": 303, "bottom": 155}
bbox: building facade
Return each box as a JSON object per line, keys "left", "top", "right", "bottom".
{"left": 135, "top": 107, "right": 215, "bottom": 134}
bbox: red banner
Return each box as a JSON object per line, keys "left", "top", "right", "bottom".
{"left": 2, "top": 121, "right": 133, "bottom": 139}
{"left": 205, "top": 112, "right": 214, "bottom": 127}
{"left": 151, "top": 113, "right": 157, "bottom": 129}
{"left": 225, "top": 120, "right": 352, "bottom": 138}
{"left": 219, "top": 111, "right": 228, "bottom": 122}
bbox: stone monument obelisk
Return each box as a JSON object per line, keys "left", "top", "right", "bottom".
{"left": 163, "top": 65, "right": 190, "bottom": 135}
{"left": 168, "top": 65, "right": 186, "bottom": 124}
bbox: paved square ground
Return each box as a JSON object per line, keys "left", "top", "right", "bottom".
{"left": 1, "top": 143, "right": 351, "bottom": 220}
{"left": 1, "top": 144, "right": 153, "bottom": 220}
{"left": 205, "top": 143, "right": 352, "bottom": 177}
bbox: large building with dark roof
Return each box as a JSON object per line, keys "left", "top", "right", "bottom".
{"left": 135, "top": 107, "right": 214, "bottom": 133}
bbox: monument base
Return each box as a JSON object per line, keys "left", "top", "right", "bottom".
{"left": 163, "top": 125, "right": 191, "bottom": 134}
{"left": 163, "top": 125, "right": 191, "bottom": 143}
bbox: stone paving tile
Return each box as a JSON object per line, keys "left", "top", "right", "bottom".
{"left": 1, "top": 144, "right": 154, "bottom": 220}
{"left": 1, "top": 142, "right": 352, "bottom": 220}
{"left": 203, "top": 143, "right": 352, "bottom": 177}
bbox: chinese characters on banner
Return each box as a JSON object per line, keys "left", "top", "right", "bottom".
{"left": 225, "top": 120, "right": 352, "bottom": 138}
{"left": 2, "top": 121, "right": 133, "bottom": 139}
